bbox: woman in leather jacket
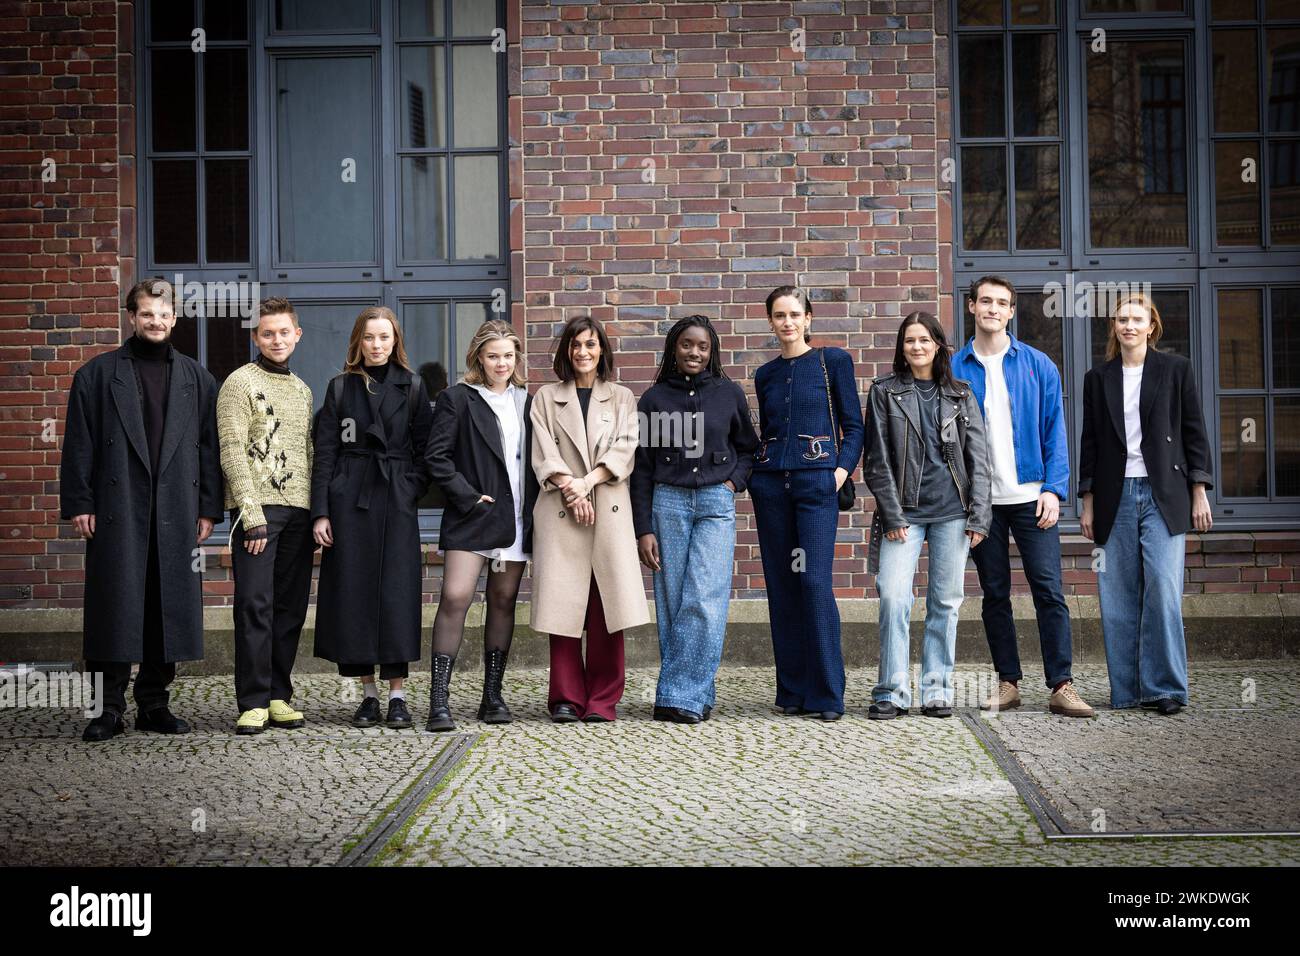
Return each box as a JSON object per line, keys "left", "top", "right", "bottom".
{"left": 863, "top": 311, "right": 991, "bottom": 719}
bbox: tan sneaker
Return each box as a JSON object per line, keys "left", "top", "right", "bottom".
{"left": 981, "top": 680, "right": 1021, "bottom": 712}
{"left": 1049, "top": 681, "right": 1095, "bottom": 718}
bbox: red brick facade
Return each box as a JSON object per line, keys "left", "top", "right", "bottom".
{"left": 2, "top": 1, "right": 1298, "bottom": 613}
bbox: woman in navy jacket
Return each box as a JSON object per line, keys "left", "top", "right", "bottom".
{"left": 750, "top": 286, "right": 864, "bottom": 720}
{"left": 631, "top": 316, "right": 758, "bottom": 723}
{"left": 1080, "top": 293, "right": 1212, "bottom": 715}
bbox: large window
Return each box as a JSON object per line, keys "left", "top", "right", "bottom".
{"left": 139, "top": 0, "right": 510, "bottom": 535}
{"left": 952, "top": 0, "right": 1300, "bottom": 526}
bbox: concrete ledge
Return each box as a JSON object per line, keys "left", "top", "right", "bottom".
{"left": 0, "top": 594, "right": 1290, "bottom": 673}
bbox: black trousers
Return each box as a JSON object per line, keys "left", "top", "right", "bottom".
{"left": 339, "top": 662, "right": 410, "bottom": 680}
{"left": 231, "top": 506, "right": 315, "bottom": 711}
{"left": 87, "top": 517, "right": 173, "bottom": 717}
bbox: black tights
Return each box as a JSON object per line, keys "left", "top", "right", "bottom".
{"left": 431, "top": 551, "right": 526, "bottom": 658}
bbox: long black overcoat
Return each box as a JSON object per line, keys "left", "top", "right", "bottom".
{"left": 59, "top": 343, "right": 223, "bottom": 663}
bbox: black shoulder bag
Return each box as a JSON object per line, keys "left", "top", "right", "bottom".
{"left": 818, "top": 349, "right": 857, "bottom": 512}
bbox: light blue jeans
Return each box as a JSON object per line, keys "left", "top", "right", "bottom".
{"left": 1097, "top": 477, "right": 1189, "bottom": 707}
{"left": 652, "top": 483, "right": 736, "bottom": 715}
{"left": 873, "top": 517, "right": 970, "bottom": 708}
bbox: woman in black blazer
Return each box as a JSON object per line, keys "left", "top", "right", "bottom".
{"left": 1079, "top": 293, "right": 1212, "bottom": 715}
{"left": 424, "top": 319, "right": 539, "bottom": 732}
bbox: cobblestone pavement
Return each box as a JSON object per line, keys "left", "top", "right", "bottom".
{"left": 1, "top": 662, "right": 1297, "bottom": 866}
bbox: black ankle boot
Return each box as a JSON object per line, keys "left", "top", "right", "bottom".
{"left": 477, "top": 648, "right": 512, "bottom": 725}
{"left": 426, "top": 653, "right": 456, "bottom": 732}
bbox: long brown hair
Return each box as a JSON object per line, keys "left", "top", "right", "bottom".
{"left": 1105, "top": 292, "right": 1163, "bottom": 361}
{"left": 343, "top": 306, "right": 411, "bottom": 387}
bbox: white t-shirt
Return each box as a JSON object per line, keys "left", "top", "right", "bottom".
{"left": 974, "top": 345, "right": 1042, "bottom": 505}
{"left": 1122, "top": 365, "right": 1148, "bottom": 478}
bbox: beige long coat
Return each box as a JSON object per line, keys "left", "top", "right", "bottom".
{"left": 529, "top": 378, "right": 650, "bottom": 638}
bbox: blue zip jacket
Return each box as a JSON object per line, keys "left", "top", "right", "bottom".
{"left": 950, "top": 333, "right": 1069, "bottom": 501}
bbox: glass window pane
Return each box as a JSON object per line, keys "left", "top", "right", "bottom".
{"left": 1213, "top": 0, "right": 1258, "bottom": 17}
{"left": 1213, "top": 30, "right": 1259, "bottom": 133}
{"left": 275, "top": 57, "right": 377, "bottom": 264}
{"left": 1014, "top": 144, "right": 1061, "bottom": 249}
{"left": 452, "top": 0, "right": 496, "bottom": 36}
{"left": 402, "top": 302, "right": 450, "bottom": 390}
{"left": 1013, "top": 292, "right": 1065, "bottom": 375}
{"left": 1011, "top": 1, "right": 1057, "bottom": 25}
{"left": 1215, "top": 140, "right": 1263, "bottom": 246}
{"left": 206, "top": 305, "right": 251, "bottom": 390}
{"left": 152, "top": 161, "right": 198, "bottom": 264}
{"left": 151, "top": 50, "right": 196, "bottom": 152}
{"left": 452, "top": 46, "right": 499, "bottom": 147}
{"left": 1275, "top": 397, "right": 1300, "bottom": 494}
{"left": 958, "top": 35, "right": 1005, "bottom": 138}
{"left": 961, "top": 146, "right": 1008, "bottom": 250}
{"left": 400, "top": 0, "right": 446, "bottom": 36}
{"left": 1268, "top": 1, "right": 1300, "bottom": 20}
{"left": 1083, "top": 0, "right": 1184, "bottom": 11}
{"left": 399, "top": 47, "right": 446, "bottom": 149}
{"left": 401, "top": 156, "right": 448, "bottom": 260}
{"left": 1087, "top": 39, "right": 1189, "bottom": 248}
{"left": 1270, "top": 139, "right": 1300, "bottom": 243}
{"left": 1217, "top": 288, "right": 1265, "bottom": 388}
{"left": 455, "top": 302, "right": 491, "bottom": 378}
{"left": 205, "top": 159, "right": 250, "bottom": 263}
{"left": 1267, "top": 30, "right": 1300, "bottom": 132}
{"left": 1220, "top": 397, "right": 1268, "bottom": 497}
{"left": 274, "top": 0, "right": 376, "bottom": 32}
{"left": 293, "top": 302, "right": 381, "bottom": 410}
{"left": 170, "top": 311, "right": 199, "bottom": 361}
{"left": 1090, "top": 288, "right": 1191, "bottom": 367}
{"left": 204, "top": 0, "right": 248, "bottom": 41}
{"left": 1272, "top": 287, "right": 1300, "bottom": 387}
{"left": 152, "top": 0, "right": 195, "bottom": 41}
{"left": 454, "top": 156, "right": 500, "bottom": 260}
{"left": 1012, "top": 34, "right": 1058, "bottom": 136}
{"left": 958, "top": 0, "right": 1002, "bottom": 25}
{"left": 204, "top": 49, "right": 248, "bottom": 151}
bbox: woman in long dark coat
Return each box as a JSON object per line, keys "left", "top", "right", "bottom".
{"left": 311, "top": 306, "right": 434, "bottom": 730}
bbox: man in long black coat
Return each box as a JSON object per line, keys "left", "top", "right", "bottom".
{"left": 59, "top": 277, "right": 223, "bottom": 741}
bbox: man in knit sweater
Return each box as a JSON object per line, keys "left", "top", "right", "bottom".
{"left": 217, "top": 297, "right": 315, "bottom": 734}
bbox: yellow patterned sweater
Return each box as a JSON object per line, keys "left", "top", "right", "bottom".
{"left": 217, "top": 361, "right": 314, "bottom": 530}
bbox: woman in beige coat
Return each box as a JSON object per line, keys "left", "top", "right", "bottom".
{"left": 530, "top": 316, "right": 649, "bottom": 722}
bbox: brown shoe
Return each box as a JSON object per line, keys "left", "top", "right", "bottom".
{"left": 980, "top": 680, "right": 1021, "bottom": 712}
{"left": 1049, "top": 680, "right": 1095, "bottom": 718}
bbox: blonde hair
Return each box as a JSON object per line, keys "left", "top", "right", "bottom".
{"left": 344, "top": 306, "right": 411, "bottom": 389}
{"left": 463, "top": 319, "right": 527, "bottom": 387}
{"left": 1106, "top": 292, "right": 1163, "bottom": 361}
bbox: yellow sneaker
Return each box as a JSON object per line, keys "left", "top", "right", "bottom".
{"left": 237, "top": 707, "right": 269, "bottom": 735}
{"left": 268, "top": 699, "right": 305, "bottom": 728}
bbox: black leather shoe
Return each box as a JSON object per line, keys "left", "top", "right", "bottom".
{"left": 82, "top": 712, "right": 124, "bottom": 742}
{"left": 352, "top": 696, "right": 382, "bottom": 728}
{"left": 386, "top": 697, "right": 413, "bottom": 729}
{"left": 868, "top": 701, "right": 908, "bottom": 720}
{"left": 921, "top": 702, "right": 954, "bottom": 718}
{"left": 476, "top": 648, "right": 513, "bottom": 725}
{"left": 702, "top": 705, "right": 712, "bottom": 721}
{"left": 136, "top": 707, "right": 191, "bottom": 734}
{"left": 426, "top": 652, "right": 457, "bottom": 732}
{"left": 652, "top": 706, "right": 701, "bottom": 724}
{"left": 778, "top": 705, "right": 803, "bottom": 716}
{"left": 1154, "top": 697, "right": 1183, "bottom": 715}
{"left": 550, "top": 703, "right": 579, "bottom": 723}
{"left": 582, "top": 712, "right": 611, "bottom": 723}
{"left": 800, "top": 710, "right": 841, "bottom": 721}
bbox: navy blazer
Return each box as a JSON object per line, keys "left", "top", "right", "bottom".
{"left": 1079, "top": 348, "right": 1213, "bottom": 546}
{"left": 752, "top": 346, "right": 864, "bottom": 474}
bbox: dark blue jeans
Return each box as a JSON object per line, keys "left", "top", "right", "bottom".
{"left": 970, "top": 501, "right": 1073, "bottom": 688}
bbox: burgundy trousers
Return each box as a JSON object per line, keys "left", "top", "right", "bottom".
{"left": 548, "top": 577, "right": 626, "bottom": 720}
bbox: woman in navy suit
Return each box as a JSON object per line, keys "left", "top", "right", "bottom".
{"left": 1079, "top": 293, "right": 1213, "bottom": 715}
{"left": 749, "top": 286, "right": 864, "bottom": 720}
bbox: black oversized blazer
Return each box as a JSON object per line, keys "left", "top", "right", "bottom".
{"left": 426, "top": 382, "right": 539, "bottom": 554}
{"left": 1078, "top": 348, "right": 1213, "bottom": 547}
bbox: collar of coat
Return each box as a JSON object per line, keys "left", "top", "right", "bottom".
{"left": 1100, "top": 347, "right": 1168, "bottom": 448}
{"left": 551, "top": 377, "right": 616, "bottom": 474}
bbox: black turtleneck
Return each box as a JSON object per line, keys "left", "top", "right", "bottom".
{"left": 128, "top": 334, "right": 172, "bottom": 475}
{"left": 256, "top": 353, "right": 290, "bottom": 375}
{"left": 366, "top": 361, "right": 390, "bottom": 384}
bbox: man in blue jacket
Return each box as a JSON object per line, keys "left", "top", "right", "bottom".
{"left": 953, "top": 276, "right": 1093, "bottom": 717}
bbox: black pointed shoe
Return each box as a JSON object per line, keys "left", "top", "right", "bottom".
{"left": 1154, "top": 697, "right": 1183, "bottom": 715}
{"left": 652, "top": 706, "right": 701, "bottom": 724}
{"left": 136, "top": 707, "right": 191, "bottom": 734}
{"left": 778, "top": 705, "right": 803, "bottom": 716}
{"left": 476, "top": 648, "right": 513, "bottom": 725}
{"left": 426, "top": 653, "right": 456, "bottom": 732}
{"left": 386, "top": 697, "right": 413, "bottom": 729}
{"left": 550, "top": 703, "right": 579, "bottom": 723}
{"left": 82, "top": 712, "right": 125, "bottom": 742}
{"left": 352, "top": 696, "right": 382, "bottom": 727}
